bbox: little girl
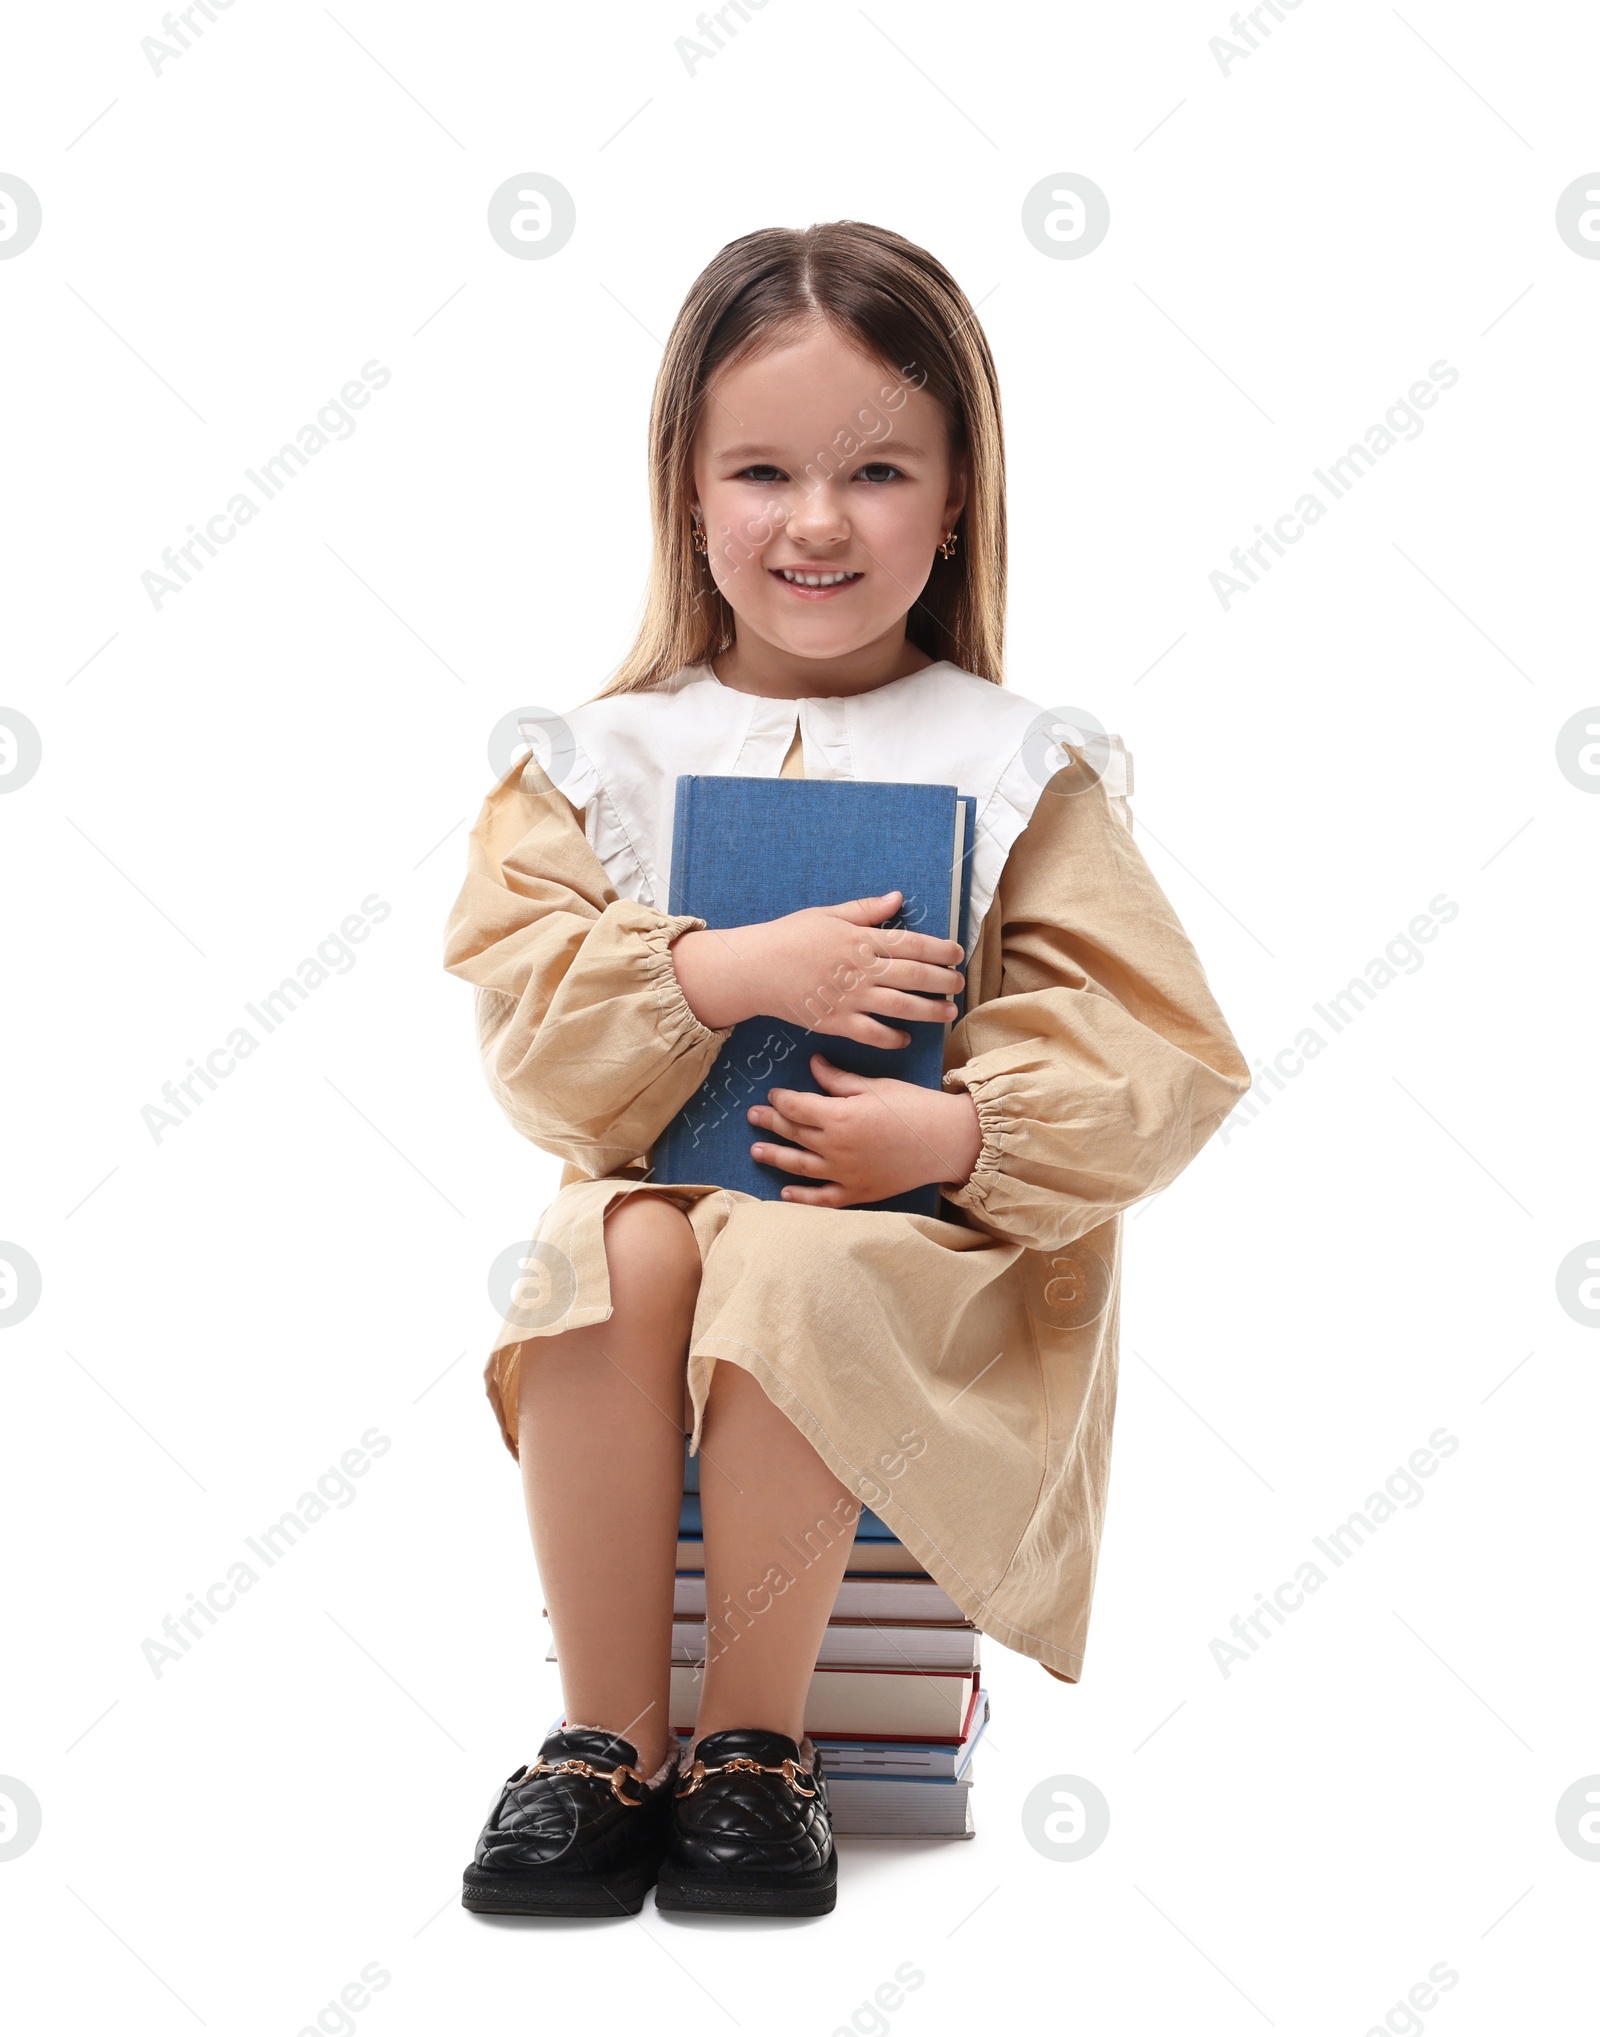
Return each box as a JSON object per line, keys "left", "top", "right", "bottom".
{"left": 443, "top": 220, "right": 1250, "bottom": 1921}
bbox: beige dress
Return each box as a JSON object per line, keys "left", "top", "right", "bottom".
{"left": 442, "top": 726, "right": 1250, "bottom": 1683}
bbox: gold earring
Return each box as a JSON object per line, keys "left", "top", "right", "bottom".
{"left": 937, "top": 529, "right": 959, "bottom": 560}
{"left": 691, "top": 518, "right": 709, "bottom": 555}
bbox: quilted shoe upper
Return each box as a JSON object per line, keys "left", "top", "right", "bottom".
{"left": 473, "top": 1728, "right": 675, "bottom": 1878}
{"left": 669, "top": 1728, "right": 834, "bottom": 1876}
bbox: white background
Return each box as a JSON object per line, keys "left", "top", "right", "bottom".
{"left": 3, "top": 1, "right": 1597, "bottom": 2031}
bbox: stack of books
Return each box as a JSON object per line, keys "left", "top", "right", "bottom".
{"left": 669, "top": 1442, "right": 987, "bottom": 1837}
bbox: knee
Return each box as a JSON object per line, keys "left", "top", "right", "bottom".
{"left": 602, "top": 1193, "right": 701, "bottom": 1316}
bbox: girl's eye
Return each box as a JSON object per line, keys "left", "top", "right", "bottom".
{"left": 856, "top": 463, "right": 905, "bottom": 483}
{"left": 733, "top": 465, "right": 787, "bottom": 483}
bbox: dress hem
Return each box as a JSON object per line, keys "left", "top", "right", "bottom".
{"left": 688, "top": 1330, "right": 1085, "bottom": 1683}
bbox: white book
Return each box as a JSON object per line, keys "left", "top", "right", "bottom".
{"left": 663, "top": 1618, "right": 978, "bottom": 1674}
{"left": 673, "top": 1571, "right": 964, "bottom": 1625}
{"left": 669, "top": 1663, "right": 977, "bottom": 1740}
{"left": 828, "top": 1777, "right": 976, "bottom": 1838}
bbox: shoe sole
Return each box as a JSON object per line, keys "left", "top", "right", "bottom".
{"left": 654, "top": 1851, "right": 838, "bottom": 1918}
{"left": 461, "top": 1859, "right": 659, "bottom": 1918}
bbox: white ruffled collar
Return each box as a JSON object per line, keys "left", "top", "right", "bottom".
{"left": 536, "top": 661, "right": 1127, "bottom": 945}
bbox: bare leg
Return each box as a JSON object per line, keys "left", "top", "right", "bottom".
{"left": 516, "top": 1194, "right": 700, "bottom": 1776}
{"left": 693, "top": 1361, "right": 860, "bottom": 1746}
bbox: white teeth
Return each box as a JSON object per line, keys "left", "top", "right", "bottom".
{"left": 778, "top": 569, "right": 859, "bottom": 587}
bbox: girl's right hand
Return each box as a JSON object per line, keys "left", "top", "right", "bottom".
{"left": 669, "top": 890, "right": 965, "bottom": 1047}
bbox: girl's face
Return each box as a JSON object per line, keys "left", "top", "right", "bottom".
{"left": 689, "top": 320, "right": 968, "bottom": 669}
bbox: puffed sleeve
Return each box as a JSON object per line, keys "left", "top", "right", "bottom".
{"left": 442, "top": 753, "right": 734, "bottom": 1176}
{"left": 938, "top": 752, "right": 1251, "bottom": 1251}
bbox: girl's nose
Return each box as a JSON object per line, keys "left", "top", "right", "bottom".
{"left": 779, "top": 487, "right": 851, "bottom": 547}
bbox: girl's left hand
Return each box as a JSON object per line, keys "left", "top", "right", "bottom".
{"left": 748, "top": 1053, "right": 984, "bottom": 1208}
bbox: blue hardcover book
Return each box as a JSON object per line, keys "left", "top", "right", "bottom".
{"left": 652, "top": 777, "right": 978, "bottom": 1218}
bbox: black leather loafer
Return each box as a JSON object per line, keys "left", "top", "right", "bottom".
{"left": 462, "top": 1727, "right": 677, "bottom": 1917}
{"left": 656, "top": 1727, "right": 837, "bottom": 1917}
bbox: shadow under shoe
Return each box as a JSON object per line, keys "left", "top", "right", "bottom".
{"left": 656, "top": 1727, "right": 837, "bottom": 1918}
{"left": 462, "top": 1727, "right": 678, "bottom": 1918}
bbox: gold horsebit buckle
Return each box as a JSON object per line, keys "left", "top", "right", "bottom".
{"left": 675, "top": 1755, "right": 817, "bottom": 1800}
{"left": 520, "top": 1757, "right": 649, "bottom": 1807}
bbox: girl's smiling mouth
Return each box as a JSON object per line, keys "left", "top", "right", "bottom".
{"left": 770, "top": 566, "right": 864, "bottom": 597}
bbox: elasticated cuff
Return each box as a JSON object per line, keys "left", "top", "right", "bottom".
{"left": 634, "top": 910, "right": 736, "bottom": 1055}
{"left": 938, "top": 1067, "right": 1010, "bottom": 1215}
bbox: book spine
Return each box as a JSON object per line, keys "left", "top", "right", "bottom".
{"left": 956, "top": 794, "right": 977, "bottom": 979}
{"left": 654, "top": 775, "right": 698, "bottom": 1181}
{"left": 668, "top": 774, "right": 694, "bottom": 920}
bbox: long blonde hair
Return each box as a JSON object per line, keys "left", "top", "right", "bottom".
{"left": 597, "top": 220, "right": 1006, "bottom": 698}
